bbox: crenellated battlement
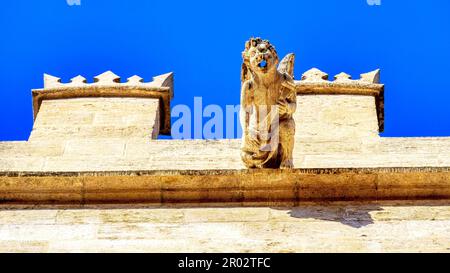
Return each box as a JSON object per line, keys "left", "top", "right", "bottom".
{"left": 295, "top": 68, "right": 384, "bottom": 133}
{"left": 296, "top": 68, "right": 383, "bottom": 95}
{"left": 32, "top": 71, "right": 174, "bottom": 135}
{"left": 42, "top": 71, "right": 174, "bottom": 91}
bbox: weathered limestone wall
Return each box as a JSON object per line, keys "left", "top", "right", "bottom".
{"left": 294, "top": 95, "right": 379, "bottom": 140}
{"left": 29, "top": 97, "right": 160, "bottom": 141}
{"left": 1, "top": 137, "right": 450, "bottom": 172}
{"left": 2, "top": 201, "right": 450, "bottom": 253}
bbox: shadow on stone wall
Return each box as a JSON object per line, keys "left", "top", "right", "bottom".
{"left": 283, "top": 205, "right": 384, "bottom": 228}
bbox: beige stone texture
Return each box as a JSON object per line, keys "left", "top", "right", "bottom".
{"left": 0, "top": 201, "right": 450, "bottom": 253}
{"left": 295, "top": 94, "right": 379, "bottom": 140}
{"left": 29, "top": 97, "right": 160, "bottom": 141}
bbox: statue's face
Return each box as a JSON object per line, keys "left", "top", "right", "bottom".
{"left": 247, "top": 41, "right": 279, "bottom": 75}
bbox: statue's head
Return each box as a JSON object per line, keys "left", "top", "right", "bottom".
{"left": 243, "top": 38, "right": 279, "bottom": 76}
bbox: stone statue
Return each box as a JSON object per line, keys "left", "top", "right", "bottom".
{"left": 240, "top": 38, "right": 297, "bottom": 169}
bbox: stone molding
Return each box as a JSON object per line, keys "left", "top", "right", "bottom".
{"left": 0, "top": 167, "right": 449, "bottom": 204}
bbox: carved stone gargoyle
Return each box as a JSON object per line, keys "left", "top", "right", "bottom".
{"left": 240, "top": 38, "right": 297, "bottom": 169}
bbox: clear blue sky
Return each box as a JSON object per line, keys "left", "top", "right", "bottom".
{"left": 0, "top": 0, "right": 449, "bottom": 140}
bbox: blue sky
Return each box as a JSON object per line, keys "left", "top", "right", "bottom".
{"left": 0, "top": 0, "right": 449, "bottom": 140}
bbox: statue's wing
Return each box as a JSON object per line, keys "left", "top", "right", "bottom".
{"left": 278, "top": 53, "right": 295, "bottom": 78}
{"left": 241, "top": 63, "right": 251, "bottom": 84}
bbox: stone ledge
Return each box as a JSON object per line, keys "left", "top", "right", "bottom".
{"left": 295, "top": 81, "right": 383, "bottom": 96}
{"left": 0, "top": 167, "right": 449, "bottom": 205}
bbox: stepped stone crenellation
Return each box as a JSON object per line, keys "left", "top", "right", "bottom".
{"left": 33, "top": 70, "right": 174, "bottom": 136}
{"left": 294, "top": 68, "right": 385, "bottom": 133}
{"left": 43, "top": 70, "right": 174, "bottom": 89}
{"left": 300, "top": 68, "right": 381, "bottom": 84}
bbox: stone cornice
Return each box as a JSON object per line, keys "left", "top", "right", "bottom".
{"left": 295, "top": 81, "right": 384, "bottom": 96}
{"left": 0, "top": 167, "right": 449, "bottom": 204}
{"left": 1, "top": 166, "right": 449, "bottom": 177}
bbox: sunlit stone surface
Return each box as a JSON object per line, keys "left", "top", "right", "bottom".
{"left": 0, "top": 62, "right": 449, "bottom": 252}
{"left": 1, "top": 201, "right": 450, "bottom": 253}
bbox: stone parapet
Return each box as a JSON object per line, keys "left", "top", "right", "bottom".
{"left": 32, "top": 71, "right": 173, "bottom": 137}
{"left": 295, "top": 68, "right": 384, "bottom": 134}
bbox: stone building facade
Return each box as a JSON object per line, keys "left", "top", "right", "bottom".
{"left": 0, "top": 68, "right": 449, "bottom": 252}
